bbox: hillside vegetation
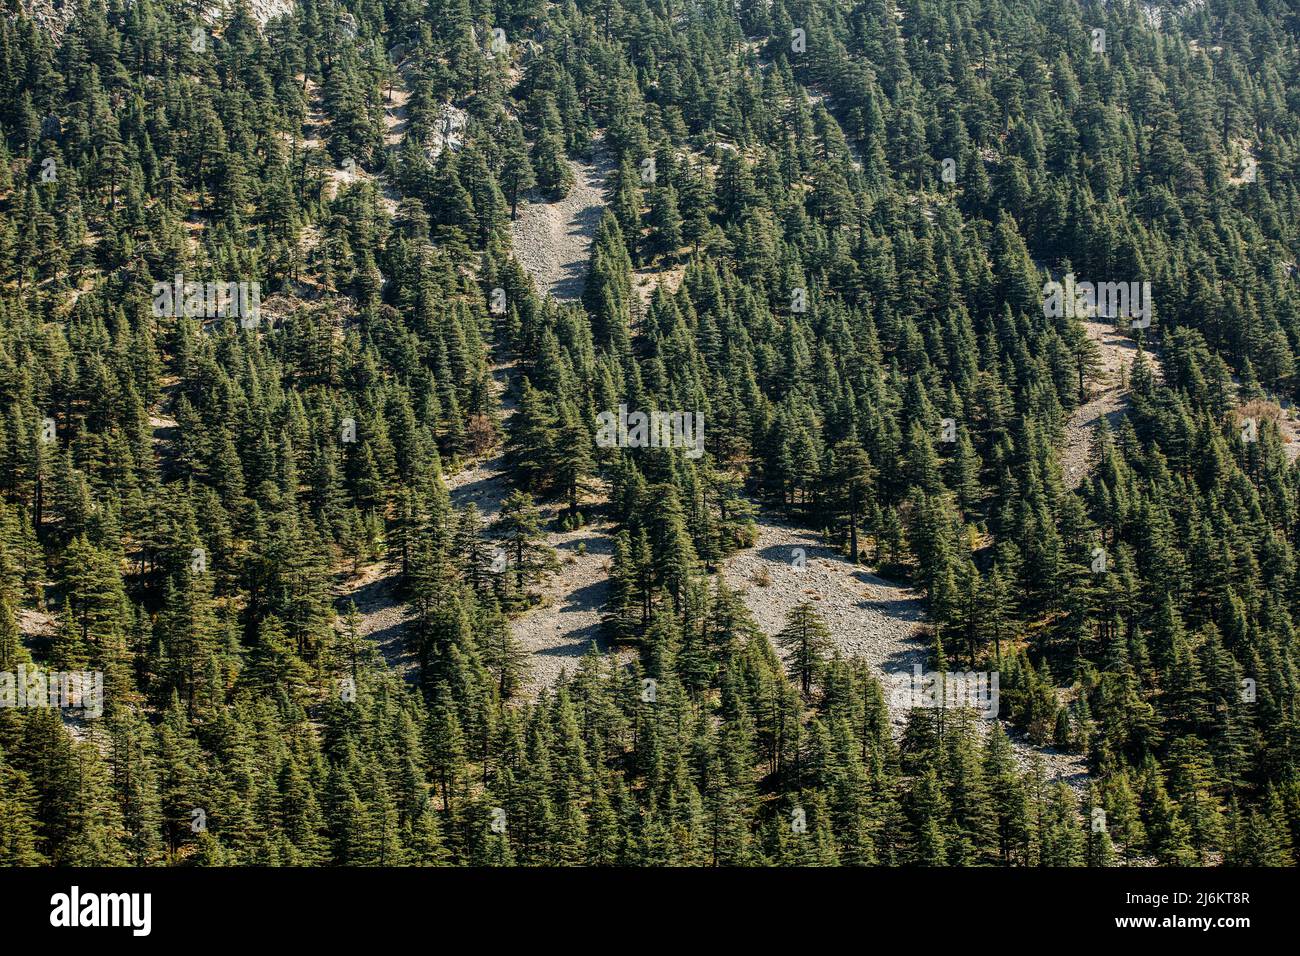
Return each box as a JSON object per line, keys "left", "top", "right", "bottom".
{"left": 1, "top": 0, "right": 1299, "bottom": 866}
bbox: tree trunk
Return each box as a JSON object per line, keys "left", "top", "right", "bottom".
{"left": 849, "top": 484, "right": 859, "bottom": 564}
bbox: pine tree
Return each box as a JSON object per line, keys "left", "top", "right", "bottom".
{"left": 499, "top": 117, "right": 537, "bottom": 220}
{"left": 831, "top": 438, "right": 874, "bottom": 564}
{"left": 493, "top": 490, "right": 557, "bottom": 597}
{"left": 776, "top": 602, "right": 831, "bottom": 700}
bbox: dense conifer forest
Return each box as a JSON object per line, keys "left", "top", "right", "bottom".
{"left": 1, "top": 0, "right": 1299, "bottom": 867}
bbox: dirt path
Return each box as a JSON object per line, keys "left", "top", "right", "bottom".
{"left": 508, "top": 144, "right": 611, "bottom": 300}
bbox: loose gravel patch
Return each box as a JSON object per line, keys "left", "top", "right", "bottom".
{"left": 508, "top": 144, "right": 611, "bottom": 300}
{"left": 720, "top": 510, "right": 1089, "bottom": 788}
{"left": 1062, "top": 319, "right": 1161, "bottom": 489}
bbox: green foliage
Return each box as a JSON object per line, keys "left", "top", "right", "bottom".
{"left": 0, "top": 0, "right": 1298, "bottom": 868}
